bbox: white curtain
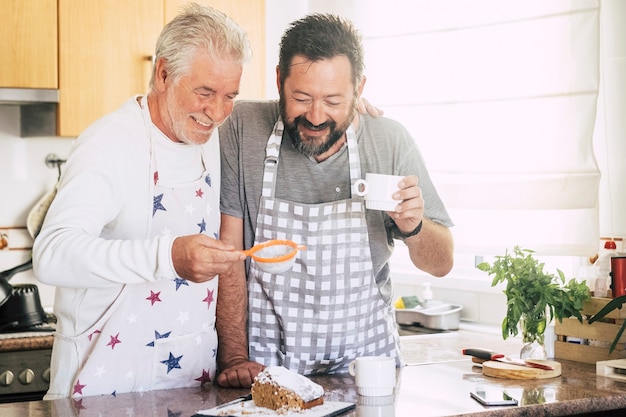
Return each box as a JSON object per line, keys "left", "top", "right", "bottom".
{"left": 344, "top": 0, "right": 602, "bottom": 256}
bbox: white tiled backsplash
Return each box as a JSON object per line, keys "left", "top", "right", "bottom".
{"left": 0, "top": 105, "right": 75, "bottom": 309}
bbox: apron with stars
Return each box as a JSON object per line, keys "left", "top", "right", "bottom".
{"left": 248, "top": 118, "right": 400, "bottom": 375}
{"left": 69, "top": 96, "right": 220, "bottom": 397}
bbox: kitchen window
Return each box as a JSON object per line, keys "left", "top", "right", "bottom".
{"left": 355, "top": 0, "right": 603, "bottom": 259}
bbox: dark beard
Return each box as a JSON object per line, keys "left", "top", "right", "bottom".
{"left": 280, "top": 95, "right": 355, "bottom": 158}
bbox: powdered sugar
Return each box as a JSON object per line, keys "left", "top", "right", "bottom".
{"left": 255, "top": 366, "right": 324, "bottom": 403}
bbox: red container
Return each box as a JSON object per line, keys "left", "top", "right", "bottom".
{"left": 610, "top": 256, "right": 626, "bottom": 298}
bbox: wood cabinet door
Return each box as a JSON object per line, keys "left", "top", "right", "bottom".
{"left": 58, "top": 0, "right": 163, "bottom": 137}
{"left": 165, "top": 0, "right": 266, "bottom": 100}
{"left": 0, "top": 0, "right": 58, "bottom": 89}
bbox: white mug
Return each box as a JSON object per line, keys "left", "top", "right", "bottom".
{"left": 356, "top": 394, "right": 396, "bottom": 417}
{"left": 353, "top": 173, "right": 404, "bottom": 212}
{"left": 349, "top": 356, "right": 396, "bottom": 397}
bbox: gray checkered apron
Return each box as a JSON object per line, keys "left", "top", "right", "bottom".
{"left": 248, "top": 118, "right": 399, "bottom": 375}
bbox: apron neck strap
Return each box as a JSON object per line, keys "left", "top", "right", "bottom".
{"left": 262, "top": 118, "right": 361, "bottom": 198}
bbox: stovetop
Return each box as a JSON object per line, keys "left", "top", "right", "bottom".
{"left": 0, "top": 312, "right": 55, "bottom": 341}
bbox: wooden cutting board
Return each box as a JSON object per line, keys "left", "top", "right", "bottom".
{"left": 482, "top": 359, "right": 561, "bottom": 379}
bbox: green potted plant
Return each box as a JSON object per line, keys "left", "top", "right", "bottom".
{"left": 477, "top": 246, "right": 591, "bottom": 358}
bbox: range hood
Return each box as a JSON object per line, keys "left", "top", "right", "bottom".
{"left": 0, "top": 88, "right": 58, "bottom": 104}
{"left": 0, "top": 88, "right": 58, "bottom": 137}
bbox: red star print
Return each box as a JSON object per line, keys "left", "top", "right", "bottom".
{"left": 195, "top": 188, "right": 204, "bottom": 198}
{"left": 73, "top": 379, "right": 86, "bottom": 395}
{"left": 106, "top": 333, "right": 122, "bottom": 349}
{"left": 147, "top": 290, "right": 162, "bottom": 305}
{"left": 153, "top": 170, "right": 159, "bottom": 185}
{"left": 73, "top": 397, "right": 86, "bottom": 411}
{"left": 195, "top": 369, "right": 212, "bottom": 385}
{"left": 202, "top": 288, "right": 215, "bottom": 308}
{"left": 88, "top": 329, "right": 101, "bottom": 341}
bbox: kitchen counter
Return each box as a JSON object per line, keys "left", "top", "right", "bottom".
{"left": 0, "top": 332, "right": 54, "bottom": 352}
{"left": 2, "top": 329, "right": 626, "bottom": 416}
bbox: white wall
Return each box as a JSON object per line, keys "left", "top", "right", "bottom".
{"left": 0, "top": 106, "right": 74, "bottom": 309}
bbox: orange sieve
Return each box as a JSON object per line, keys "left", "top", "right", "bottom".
{"left": 241, "top": 239, "right": 306, "bottom": 274}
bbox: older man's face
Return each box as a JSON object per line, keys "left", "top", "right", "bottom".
{"left": 159, "top": 51, "right": 242, "bottom": 145}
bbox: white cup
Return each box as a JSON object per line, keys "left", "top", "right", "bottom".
{"left": 349, "top": 356, "right": 396, "bottom": 397}
{"left": 356, "top": 394, "right": 396, "bottom": 417}
{"left": 353, "top": 173, "right": 404, "bottom": 211}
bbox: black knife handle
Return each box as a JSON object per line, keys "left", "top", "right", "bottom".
{"left": 462, "top": 348, "right": 503, "bottom": 360}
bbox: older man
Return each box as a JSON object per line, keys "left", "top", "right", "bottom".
{"left": 33, "top": 3, "right": 262, "bottom": 398}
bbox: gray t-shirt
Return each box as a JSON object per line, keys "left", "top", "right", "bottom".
{"left": 220, "top": 100, "right": 453, "bottom": 302}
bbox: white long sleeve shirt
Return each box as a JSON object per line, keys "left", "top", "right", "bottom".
{"left": 33, "top": 96, "right": 219, "bottom": 337}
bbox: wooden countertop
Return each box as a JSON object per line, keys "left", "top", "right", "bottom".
{"left": 2, "top": 328, "right": 626, "bottom": 416}
{"left": 0, "top": 333, "right": 54, "bottom": 352}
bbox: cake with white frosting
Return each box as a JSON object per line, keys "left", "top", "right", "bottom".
{"left": 251, "top": 366, "right": 324, "bottom": 411}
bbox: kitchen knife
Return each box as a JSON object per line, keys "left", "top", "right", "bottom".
{"left": 213, "top": 393, "right": 252, "bottom": 410}
{"left": 462, "top": 348, "right": 504, "bottom": 361}
{"left": 462, "top": 348, "right": 555, "bottom": 371}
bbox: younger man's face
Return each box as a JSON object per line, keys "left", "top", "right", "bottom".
{"left": 279, "top": 54, "right": 358, "bottom": 158}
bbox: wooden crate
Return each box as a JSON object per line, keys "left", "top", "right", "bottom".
{"left": 554, "top": 297, "right": 626, "bottom": 364}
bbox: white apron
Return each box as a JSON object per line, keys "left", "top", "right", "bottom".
{"left": 248, "top": 118, "right": 400, "bottom": 375}
{"left": 66, "top": 97, "right": 220, "bottom": 397}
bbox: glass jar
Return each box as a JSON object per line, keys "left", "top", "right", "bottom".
{"left": 520, "top": 313, "right": 548, "bottom": 359}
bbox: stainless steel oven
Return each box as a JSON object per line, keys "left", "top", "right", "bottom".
{"left": 0, "top": 348, "right": 51, "bottom": 402}
{"left": 0, "top": 326, "right": 54, "bottom": 403}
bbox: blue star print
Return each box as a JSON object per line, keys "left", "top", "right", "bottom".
{"left": 146, "top": 330, "right": 172, "bottom": 347}
{"left": 197, "top": 218, "right": 206, "bottom": 233}
{"left": 174, "top": 278, "right": 189, "bottom": 290}
{"left": 161, "top": 352, "right": 183, "bottom": 373}
{"left": 153, "top": 194, "right": 166, "bottom": 216}
{"left": 204, "top": 173, "right": 211, "bottom": 187}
